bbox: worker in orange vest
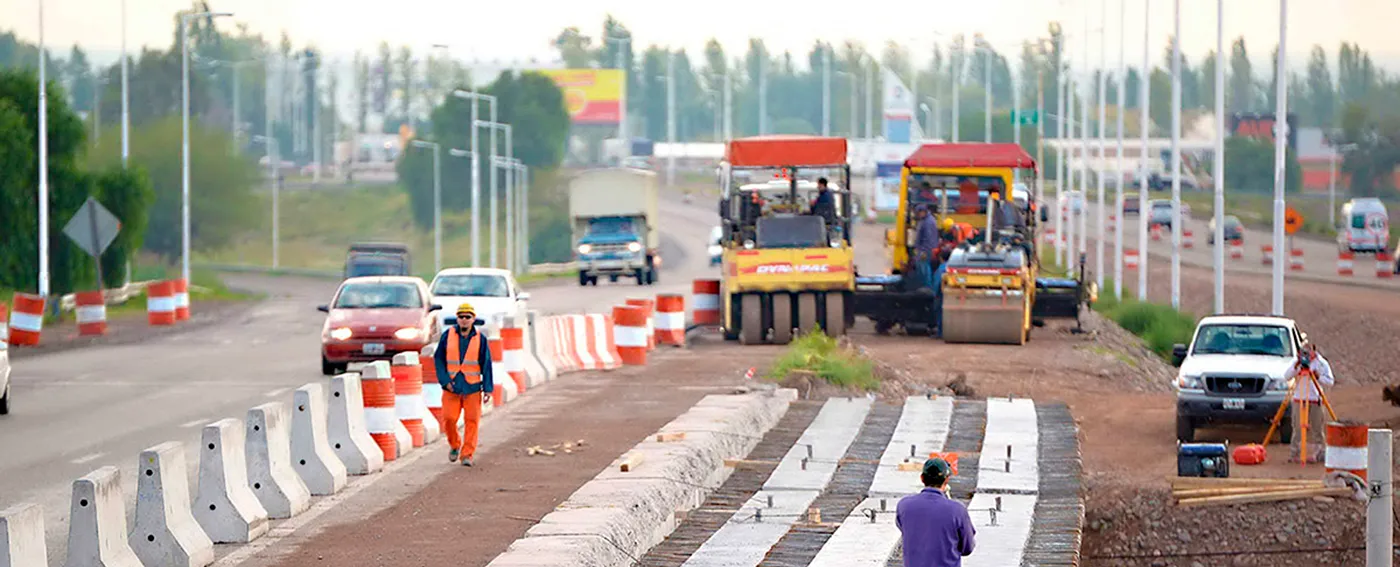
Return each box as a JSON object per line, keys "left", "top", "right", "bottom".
{"left": 433, "top": 303, "right": 494, "bottom": 466}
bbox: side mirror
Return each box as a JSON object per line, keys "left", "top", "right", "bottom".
{"left": 317, "top": 305, "right": 330, "bottom": 313}
{"left": 428, "top": 304, "right": 443, "bottom": 312}
{"left": 517, "top": 292, "right": 531, "bottom": 301}
{"left": 1171, "top": 344, "right": 1188, "bottom": 367}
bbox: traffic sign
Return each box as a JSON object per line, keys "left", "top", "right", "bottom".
{"left": 1011, "top": 110, "right": 1040, "bottom": 125}
{"left": 1284, "top": 206, "right": 1304, "bottom": 235}
{"left": 63, "top": 197, "right": 121, "bottom": 258}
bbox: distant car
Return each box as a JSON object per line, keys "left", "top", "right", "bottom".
{"left": 1337, "top": 198, "right": 1389, "bottom": 254}
{"left": 318, "top": 276, "right": 441, "bottom": 375}
{"left": 1122, "top": 192, "right": 1141, "bottom": 215}
{"left": 1207, "top": 215, "right": 1244, "bottom": 245}
{"left": 428, "top": 268, "right": 529, "bottom": 330}
{"left": 1148, "top": 200, "right": 1189, "bottom": 229}
{"left": 708, "top": 226, "right": 723, "bottom": 266}
{"left": 1059, "top": 191, "right": 1085, "bottom": 214}
{"left": 0, "top": 339, "right": 10, "bottom": 415}
{"left": 344, "top": 242, "right": 411, "bottom": 279}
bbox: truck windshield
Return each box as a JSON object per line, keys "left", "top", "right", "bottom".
{"left": 906, "top": 174, "right": 1004, "bottom": 215}
{"left": 432, "top": 275, "right": 509, "bottom": 297}
{"left": 756, "top": 216, "right": 826, "bottom": 249}
{"left": 588, "top": 218, "right": 636, "bottom": 235}
{"left": 346, "top": 257, "right": 406, "bottom": 277}
{"left": 1191, "top": 324, "right": 1293, "bottom": 357}
{"left": 334, "top": 282, "right": 422, "bottom": 309}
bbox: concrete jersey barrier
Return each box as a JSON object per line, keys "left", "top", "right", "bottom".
{"left": 525, "top": 311, "right": 557, "bottom": 382}
{"left": 66, "top": 466, "right": 143, "bottom": 567}
{"left": 245, "top": 403, "right": 312, "bottom": 519}
{"left": 193, "top": 419, "right": 270, "bottom": 544}
{"left": 130, "top": 442, "right": 215, "bottom": 567}
{"left": 327, "top": 373, "right": 385, "bottom": 475}
{"left": 291, "top": 384, "right": 349, "bottom": 496}
{"left": 1, "top": 503, "right": 47, "bottom": 567}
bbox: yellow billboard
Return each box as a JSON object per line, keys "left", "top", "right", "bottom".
{"left": 537, "top": 69, "right": 623, "bottom": 125}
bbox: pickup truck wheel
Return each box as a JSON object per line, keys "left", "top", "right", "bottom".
{"left": 1175, "top": 414, "right": 1195, "bottom": 442}
{"left": 609, "top": 275, "right": 618, "bottom": 283}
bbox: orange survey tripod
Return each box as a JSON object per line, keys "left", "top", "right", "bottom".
{"left": 1261, "top": 354, "right": 1337, "bottom": 465}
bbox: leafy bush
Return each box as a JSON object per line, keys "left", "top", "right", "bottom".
{"left": 1097, "top": 298, "right": 1197, "bottom": 359}
{"left": 767, "top": 331, "right": 879, "bottom": 391}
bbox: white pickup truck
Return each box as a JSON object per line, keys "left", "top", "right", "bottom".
{"left": 1171, "top": 314, "right": 1306, "bottom": 443}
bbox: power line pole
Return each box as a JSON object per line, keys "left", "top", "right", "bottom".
{"left": 1115, "top": 0, "right": 1127, "bottom": 301}
{"left": 667, "top": 50, "right": 677, "bottom": 187}
{"left": 1096, "top": 0, "right": 1108, "bottom": 292}
{"left": 822, "top": 45, "right": 831, "bottom": 136}
{"left": 1138, "top": 0, "right": 1152, "bottom": 301}
{"left": 758, "top": 52, "right": 768, "bottom": 134}
{"left": 1213, "top": 0, "right": 1226, "bottom": 313}
{"left": 1270, "top": 0, "right": 1289, "bottom": 315}
{"left": 1171, "top": 0, "right": 1184, "bottom": 310}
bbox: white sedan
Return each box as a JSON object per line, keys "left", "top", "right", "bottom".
{"left": 428, "top": 268, "right": 530, "bottom": 330}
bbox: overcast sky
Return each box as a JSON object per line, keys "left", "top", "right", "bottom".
{"left": 6, "top": 0, "right": 1399, "bottom": 72}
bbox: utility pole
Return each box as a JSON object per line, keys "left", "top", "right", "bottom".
{"left": 865, "top": 59, "right": 874, "bottom": 139}
{"left": 1213, "top": 0, "right": 1226, "bottom": 313}
{"left": 1056, "top": 56, "right": 1067, "bottom": 263}
{"left": 608, "top": 36, "right": 631, "bottom": 140}
{"left": 1036, "top": 71, "right": 1045, "bottom": 262}
{"left": 667, "top": 50, "right": 677, "bottom": 187}
{"left": 1138, "top": 0, "right": 1152, "bottom": 301}
{"left": 723, "top": 72, "right": 733, "bottom": 141}
{"left": 1096, "top": 0, "right": 1108, "bottom": 292}
{"left": 952, "top": 48, "right": 961, "bottom": 142}
{"left": 1013, "top": 69, "right": 1021, "bottom": 147}
{"left": 1270, "top": 0, "right": 1289, "bottom": 315}
{"left": 1115, "top": 0, "right": 1127, "bottom": 301}
{"left": 452, "top": 90, "right": 495, "bottom": 268}
{"left": 38, "top": 0, "right": 49, "bottom": 297}
{"left": 758, "top": 53, "right": 768, "bottom": 134}
{"left": 120, "top": 0, "right": 129, "bottom": 167}
{"left": 984, "top": 44, "right": 992, "bottom": 143}
{"left": 822, "top": 45, "right": 831, "bottom": 136}
{"left": 1171, "top": 0, "right": 1184, "bottom": 310}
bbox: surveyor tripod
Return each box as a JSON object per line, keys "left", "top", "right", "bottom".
{"left": 1261, "top": 366, "right": 1337, "bottom": 465}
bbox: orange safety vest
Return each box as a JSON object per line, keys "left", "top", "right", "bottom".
{"left": 445, "top": 329, "right": 483, "bottom": 385}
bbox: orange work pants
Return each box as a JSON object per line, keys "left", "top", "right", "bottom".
{"left": 441, "top": 391, "right": 483, "bottom": 458}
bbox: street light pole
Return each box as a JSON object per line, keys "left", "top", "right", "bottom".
{"left": 261, "top": 56, "right": 280, "bottom": 269}
{"left": 984, "top": 43, "right": 992, "bottom": 143}
{"left": 1138, "top": 0, "right": 1152, "bottom": 301}
{"left": 120, "top": 0, "right": 129, "bottom": 167}
{"left": 411, "top": 141, "right": 442, "bottom": 273}
{"left": 952, "top": 47, "right": 961, "bottom": 143}
{"left": 723, "top": 71, "right": 733, "bottom": 141}
{"left": 1056, "top": 57, "right": 1067, "bottom": 263}
{"left": 607, "top": 36, "right": 631, "bottom": 140}
{"left": 1170, "top": 0, "right": 1183, "bottom": 310}
{"left": 1115, "top": 0, "right": 1127, "bottom": 301}
{"left": 1270, "top": 0, "right": 1289, "bottom": 315}
{"left": 1213, "top": 0, "right": 1226, "bottom": 314}
{"left": 758, "top": 52, "right": 768, "bottom": 134}
{"left": 865, "top": 58, "right": 874, "bottom": 139}
{"left": 1096, "top": 0, "right": 1108, "bottom": 292}
{"left": 181, "top": 10, "right": 234, "bottom": 287}
{"left": 822, "top": 45, "right": 831, "bottom": 136}
{"left": 667, "top": 50, "right": 677, "bottom": 187}
{"left": 38, "top": 0, "right": 48, "bottom": 297}
{"left": 452, "top": 90, "right": 495, "bottom": 268}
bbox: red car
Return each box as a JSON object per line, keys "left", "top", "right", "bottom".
{"left": 318, "top": 276, "right": 442, "bottom": 375}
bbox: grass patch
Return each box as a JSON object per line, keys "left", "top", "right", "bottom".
{"left": 1093, "top": 290, "right": 1197, "bottom": 360}
{"left": 767, "top": 330, "right": 880, "bottom": 391}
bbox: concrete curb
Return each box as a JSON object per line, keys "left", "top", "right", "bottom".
{"left": 66, "top": 466, "right": 143, "bottom": 567}
{"left": 485, "top": 388, "right": 799, "bottom": 567}
{"left": 526, "top": 311, "right": 557, "bottom": 382}
{"left": 291, "top": 384, "right": 349, "bottom": 496}
{"left": 192, "top": 419, "right": 270, "bottom": 544}
{"left": 130, "top": 442, "right": 215, "bottom": 567}
{"left": 246, "top": 403, "right": 313, "bottom": 519}
{"left": 327, "top": 373, "right": 385, "bottom": 476}
{"left": 0, "top": 503, "right": 46, "bottom": 567}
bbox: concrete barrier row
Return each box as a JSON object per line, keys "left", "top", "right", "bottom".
{"left": 485, "top": 389, "right": 799, "bottom": 567}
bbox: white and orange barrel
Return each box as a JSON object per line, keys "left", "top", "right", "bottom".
{"left": 1182, "top": 229, "right": 1195, "bottom": 249}
{"left": 0, "top": 300, "right": 8, "bottom": 343}
{"left": 1228, "top": 239, "right": 1245, "bottom": 259}
{"left": 8, "top": 293, "right": 43, "bottom": 346}
{"left": 1377, "top": 251, "right": 1394, "bottom": 279}
{"left": 568, "top": 315, "right": 601, "bottom": 371}
{"left": 692, "top": 280, "right": 721, "bottom": 326}
{"left": 361, "top": 368, "right": 398, "bottom": 461}
{"left": 420, "top": 344, "right": 443, "bottom": 424}
{"left": 551, "top": 316, "right": 584, "bottom": 373}
{"left": 1337, "top": 251, "right": 1355, "bottom": 276}
{"left": 1150, "top": 225, "right": 1164, "bottom": 241}
{"left": 147, "top": 280, "right": 177, "bottom": 326}
{"left": 390, "top": 352, "right": 425, "bottom": 448}
{"left": 1289, "top": 248, "right": 1305, "bottom": 272}
{"left": 1261, "top": 245, "right": 1274, "bottom": 265}
{"left": 654, "top": 294, "right": 686, "bottom": 347}
{"left": 1325, "top": 421, "right": 1369, "bottom": 482}
{"left": 500, "top": 325, "right": 528, "bottom": 394}
{"left": 74, "top": 290, "right": 107, "bottom": 336}
{"left": 488, "top": 333, "right": 506, "bottom": 407}
{"left": 613, "top": 305, "right": 649, "bottom": 366}
{"left": 593, "top": 314, "right": 622, "bottom": 369}
{"left": 625, "top": 298, "right": 656, "bottom": 351}
{"left": 174, "top": 278, "right": 190, "bottom": 321}
{"left": 1124, "top": 249, "right": 1140, "bottom": 271}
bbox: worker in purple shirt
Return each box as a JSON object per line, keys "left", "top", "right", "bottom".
{"left": 896, "top": 457, "right": 975, "bottom": 567}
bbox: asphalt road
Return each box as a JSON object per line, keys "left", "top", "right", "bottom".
{"left": 0, "top": 191, "right": 719, "bottom": 563}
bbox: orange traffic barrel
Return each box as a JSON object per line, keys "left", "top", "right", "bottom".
{"left": 8, "top": 293, "right": 44, "bottom": 346}
{"left": 625, "top": 298, "right": 656, "bottom": 351}
{"left": 655, "top": 294, "right": 686, "bottom": 347}
{"left": 613, "top": 305, "right": 648, "bottom": 366}
{"left": 174, "top": 278, "right": 190, "bottom": 321}
{"left": 1325, "top": 421, "right": 1369, "bottom": 482}
{"left": 692, "top": 280, "right": 721, "bottom": 326}
{"left": 391, "top": 352, "right": 425, "bottom": 448}
{"left": 74, "top": 290, "right": 107, "bottom": 336}
{"left": 147, "top": 281, "right": 177, "bottom": 326}
{"left": 361, "top": 368, "right": 398, "bottom": 461}
{"left": 501, "top": 326, "right": 527, "bottom": 394}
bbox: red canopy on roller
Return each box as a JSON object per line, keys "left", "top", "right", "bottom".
{"left": 725, "top": 136, "right": 848, "bottom": 168}
{"left": 904, "top": 143, "right": 1037, "bottom": 170}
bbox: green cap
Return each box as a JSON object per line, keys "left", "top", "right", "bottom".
{"left": 923, "top": 457, "right": 952, "bottom": 478}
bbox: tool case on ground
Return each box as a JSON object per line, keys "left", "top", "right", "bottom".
{"left": 1177, "top": 442, "right": 1230, "bottom": 478}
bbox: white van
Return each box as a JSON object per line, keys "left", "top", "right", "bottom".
{"left": 1337, "top": 198, "right": 1389, "bottom": 253}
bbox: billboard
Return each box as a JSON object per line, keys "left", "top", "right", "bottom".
{"left": 538, "top": 69, "right": 624, "bottom": 125}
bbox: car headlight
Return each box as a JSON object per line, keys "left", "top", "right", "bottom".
{"left": 627, "top": 242, "right": 643, "bottom": 253}
{"left": 329, "top": 327, "right": 353, "bottom": 341}
{"left": 1177, "top": 375, "right": 1202, "bottom": 390}
{"left": 577, "top": 244, "right": 592, "bottom": 254}
{"left": 829, "top": 239, "right": 841, "bottom": 248}
{"left": 743, "top": 240, "right": 755, "bottom": 249}
{"left": 1267, "top": 378, "right": 1291, "bottom": 391}
{"left": 394, "top": 327, "right": 421, "bottom": 341}
{"left": 707, "top": 245, "right": 722, "bottom": 255}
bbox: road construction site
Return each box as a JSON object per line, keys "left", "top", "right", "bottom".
{"left": 5, "top": 175, "right": 1400, "bottom": 567}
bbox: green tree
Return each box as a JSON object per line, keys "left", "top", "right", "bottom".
{"left": 91, "top": 165, "right": 155, "bottom": 287}
{"left": 641, "top": 46, "right": 667, "bottom": 140}
{"left": 553, "top": 27, "right": 594, "bottom": 68}
{"left": 1305, "top": 45, "right": 1336, "bottom": 128}
{"left": 1228, "top": 38, "right": 1255, "bottom": 113}
{"left": 1221, "top": 135, "right": 1303, "bottom": 194}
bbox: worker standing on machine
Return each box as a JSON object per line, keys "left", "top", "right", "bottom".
{"left": 912, "top": 204, "right": 940, "bottom": 291}
{"left": 1291, "top": 343, "right": 1335, "bottom": 463}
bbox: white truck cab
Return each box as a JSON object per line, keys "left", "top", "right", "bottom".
{"left": 1171, "top": 314, "right": 1305, "bottom": 443}
{"left": 1337, "top": 198, "right": 1389, "bottom": 254}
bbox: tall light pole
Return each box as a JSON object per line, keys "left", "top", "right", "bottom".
{"left": 1056, "top": 61, "right": 1067, "bottom": 263}
{"left": 1170, "top": 0, "right": 1183, "bottom": 310}
{"left": 865, "top": 57, "right": 874, "bottom": 139}
{"left": 1114, "top": 0, "right": 1127, "bottom": 301}
{"left": 667, "top": 50, "right": 677, "bottom": 187}
{"left": 411, "top": 141, "right": 442, "bottom": 273}
{"left": 925, "top": 97, "right": 941, "bottom": 140}
{"left": 120, "top": 0, "right": 129, "bottom": 167}
{"left": 38, "top": 0, "right": 49, "bottom": 297}
{"left": 606, "top": 36, "right": 631, "bottom": 140}
{"left": 1036, "top": 71, "right": 1046, "bottom": 261}
{"left": 477, "top": 120, "right": 512, "bottom": 269}
{"left": 1270, "top": 0, "right": 1289, "bottom": 315}
{"left": 1212, "top": 0, "right": 1226, "bottom": 313}
{"left": 758, "top": 51, "right": 768, "bottom": 134}
{"left": 822, "top": 45, "right": 832, "bottom": 136}
{"left": 259, "top": 56, "right": 280, "bottom": 269}
{"left": 181, "top": 10, "right": 234, "bottom": 287}
{"left": 518, "top": 164, "right": 531, "bottom": 269}
{"left": 983, "top": 42, "right": 993, "bottom": 143}
{"left": 1138, "top": 0, "right": 1152, "bottom": 301}
{"left": 452, "top": 90, "right": 495, "bottom": 268}
{"left": 723, "top": 71, "right": 733, "bottom": 141}
{"left": 952, "top": 44, "right": 961, "bottom": 142}
{"left": 1095, "top": 0, "right": 1108, "bottom": 292}
{"left": 1013, "top": 67, "right": 1021, "bottom": 147}
{"left": 312, "top": 59, "right": 322, "bottom": 185}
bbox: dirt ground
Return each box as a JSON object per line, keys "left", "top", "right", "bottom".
{"left": 238, "top": 337, "right": 783, "bottom": 567}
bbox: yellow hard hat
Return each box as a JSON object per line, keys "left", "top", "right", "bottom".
{"left": 456, "top": 303, "right": 476, "bottom": 317}
{"left": 940, "top": 218, "right": 955, "bottom": 230}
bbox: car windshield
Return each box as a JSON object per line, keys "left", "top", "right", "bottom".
{"left": 431, "top": 275, "right": 510, "bottom": 297}
{"left": 334, "top": 282, "right": 422, "bottom": 309}
{"left": 1191, "top": 324, "right": 1293, "bottom": 357}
